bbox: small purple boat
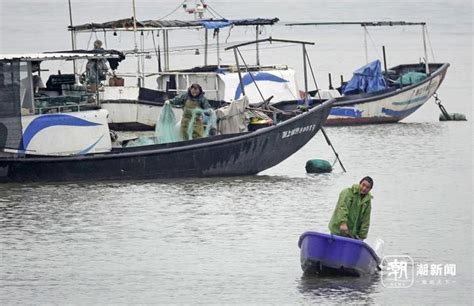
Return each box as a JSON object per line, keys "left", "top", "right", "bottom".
{"left": 298, "top": 231, "right": 381, "bottom": 277}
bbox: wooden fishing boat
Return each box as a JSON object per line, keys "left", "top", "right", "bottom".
{"left": 0, "top": 40, "right": 332, "bottom": 182}
{"left": 68, "top": 16, "right": 302, "bottom": 130}
{"left": 274, "top": 62, "right": 449, "bottom": 125}
{"left": 283, "top": 21, "right": 450, "bottom": 125}
{"left": 298, "top": 231, "right": 381, "bottom": 277}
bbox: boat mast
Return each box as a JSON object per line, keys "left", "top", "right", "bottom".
{"left": 256, "top": 25, "right": 260, "bottom": 67}
{"left": 302, "top": 44, "right": 308, "bottom": 104}
{"left": 204, "top": 28, "right": 208, "bottom": 66}
{"left": 363, "top": 25, "right": 368, "bottom": 64}
{"left": 216, "top": 29, "right": 220, "bottom": 68}
{"left": 67, "top": 0, "right": 77, "bottom": 75}
{"left": 422, "top": 23, "right": 429, "bottom": 74}
{"left": 233, "top": 48, "right": 245, "bottom": 97}
{"left": 163, "top": 30, "right": 170, "bottom": 71}
{"left": 132, "top": 0, "right": 141, "bottom": 87}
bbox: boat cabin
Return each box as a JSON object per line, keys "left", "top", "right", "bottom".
{"left": 0, "top": 53, "right": 123, "bottom": 156}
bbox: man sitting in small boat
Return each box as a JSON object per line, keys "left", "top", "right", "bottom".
{"left": 165, "top": 83, "right": 211, "bottom": 140}
{"left": 328, "top": 176, "right": 374, "bottom": 240}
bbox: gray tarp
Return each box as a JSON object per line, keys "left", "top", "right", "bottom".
{"left": 216, "top": 96, "right": 249, "bottom": 134}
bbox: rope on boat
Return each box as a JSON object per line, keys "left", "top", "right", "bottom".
{"left": 303, "top": 49, "right": 346, "bottom": 172}
{"left": 236, "top": 48, "right": 267, "bottom": 103}
{"left": 206, "top": 4, "right": 226, "bottom": 19}
{"left": 434, "top": 93, "right": 467, "bottom": 121}
{"left": 320, "top": 127, "right": 347, "bottom": 173}
{"left": 365, "top": 28, "right": 382, "bottom": 60}
{"left": 424, "top": 26, "right": 436, "bottom": 62}
{"left": 158, "top": 1, "right": 186, "bottom": 20}
{"left": 433, "top": 92, "right": 451, "bottom": 120}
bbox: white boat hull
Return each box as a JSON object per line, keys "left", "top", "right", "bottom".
{"left": 325, "top": 63, "right": 449, "bottom": 125}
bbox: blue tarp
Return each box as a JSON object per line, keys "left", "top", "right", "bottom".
{"left": 342, "top": 60, "right": 387, "bottom": 95}
{"left": 199, "top": 20, "right": 232, "bottom": 29}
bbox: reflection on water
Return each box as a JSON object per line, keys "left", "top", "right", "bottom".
{"left": 298, "top": 273, "right": 380, "bottom": 304}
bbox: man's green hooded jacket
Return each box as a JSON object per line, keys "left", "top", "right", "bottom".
{"left": 328, "top": 184, "right": 373, "bottom": 240}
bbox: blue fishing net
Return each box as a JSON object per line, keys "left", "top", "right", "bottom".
{"left": 125, "top": 103, "right": 178, "bottom": 147}
{"left": 186, "top": 108, "right": 217, "bottom": 140}
{"left": 156, "top": 102, "right": 179, "bottom": 143}
{"left": 125, "top": 105, "right": 215, "bottom": 147}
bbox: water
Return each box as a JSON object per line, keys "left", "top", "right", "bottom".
{"left": 0, "top": 0, "right": 472, "bottom": 304}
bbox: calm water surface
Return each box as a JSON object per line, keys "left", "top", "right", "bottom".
{"left": 0, "top": 0, "right": 472, "bottom": 304}
{"left": 1, "top": 123, "right": 471, "bottom": 304}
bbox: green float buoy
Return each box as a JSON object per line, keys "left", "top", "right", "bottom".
{"left": 306, "top": 159, "right": 332, "bottom": 173}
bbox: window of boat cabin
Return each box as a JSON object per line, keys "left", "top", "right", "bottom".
{"left": 0, "top": 60, "right": 22, "bottom": 115}
{"left": 0, "top": 60, "right": 23, "bottom": 150}
{"left": 19, "top": 61, "right": 34, "bottom": 114}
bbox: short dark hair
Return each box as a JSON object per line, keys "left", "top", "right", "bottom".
{"left": 360, "top": 176, "right": 374, "bottom": 188}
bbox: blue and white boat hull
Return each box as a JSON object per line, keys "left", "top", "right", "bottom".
{"left": 325, "top": 63, "right": 449, "bottom": 125}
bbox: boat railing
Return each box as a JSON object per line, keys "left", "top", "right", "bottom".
{"left": 34, "top": 84, "right": 99, "bottom": 114}
{"left": 36, "top": 103, "right": 81, "bottom": 114}
{"left": 156, "top": 71, "right": 220, "bottom": 99}
{"left": 34, "top": 98, "right": 100, "bottom": 114}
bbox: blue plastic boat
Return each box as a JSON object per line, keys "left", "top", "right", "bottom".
{"left": 298, "top": 231, "right": 381, "bottom": 277}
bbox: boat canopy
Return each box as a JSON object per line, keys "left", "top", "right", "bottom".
{"left": 0, "top": 52, "right": 123, "bottom": 62}
{"left": 68, "top": 17, "right": 279, "bottom": 32}
{"left": 342, "top": 60, "right": 387, "bottom": 95}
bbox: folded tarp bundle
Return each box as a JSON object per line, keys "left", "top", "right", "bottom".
{"left": 342, "top": 60, "right": 387, "bottom": 95}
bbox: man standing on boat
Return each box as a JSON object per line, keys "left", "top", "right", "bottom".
{"left": 85, "top": 40, "right": 108, "bottom": 86}
{"left": 166, "top": 83, "right": 211, "bottom": 140}
{"left": 328, "top": 176, "right": 373, "bottom": 240}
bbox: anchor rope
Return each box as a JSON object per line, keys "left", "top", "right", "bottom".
{"left": 433, "top": 92, "right": 451, "bottom": 120}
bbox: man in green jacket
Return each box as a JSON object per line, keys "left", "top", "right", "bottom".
{"left": 166, "top": 83, "right": 211, "bottom": 140}
{"left": 328, "top": 176, "right": 374, "bottom": 240}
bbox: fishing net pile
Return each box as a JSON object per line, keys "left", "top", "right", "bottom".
{"left": 125, "top": 103, "right": 218, "bottom": 147}
{"left": 156, "top": 102, "right": 179, "bottom": 143}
